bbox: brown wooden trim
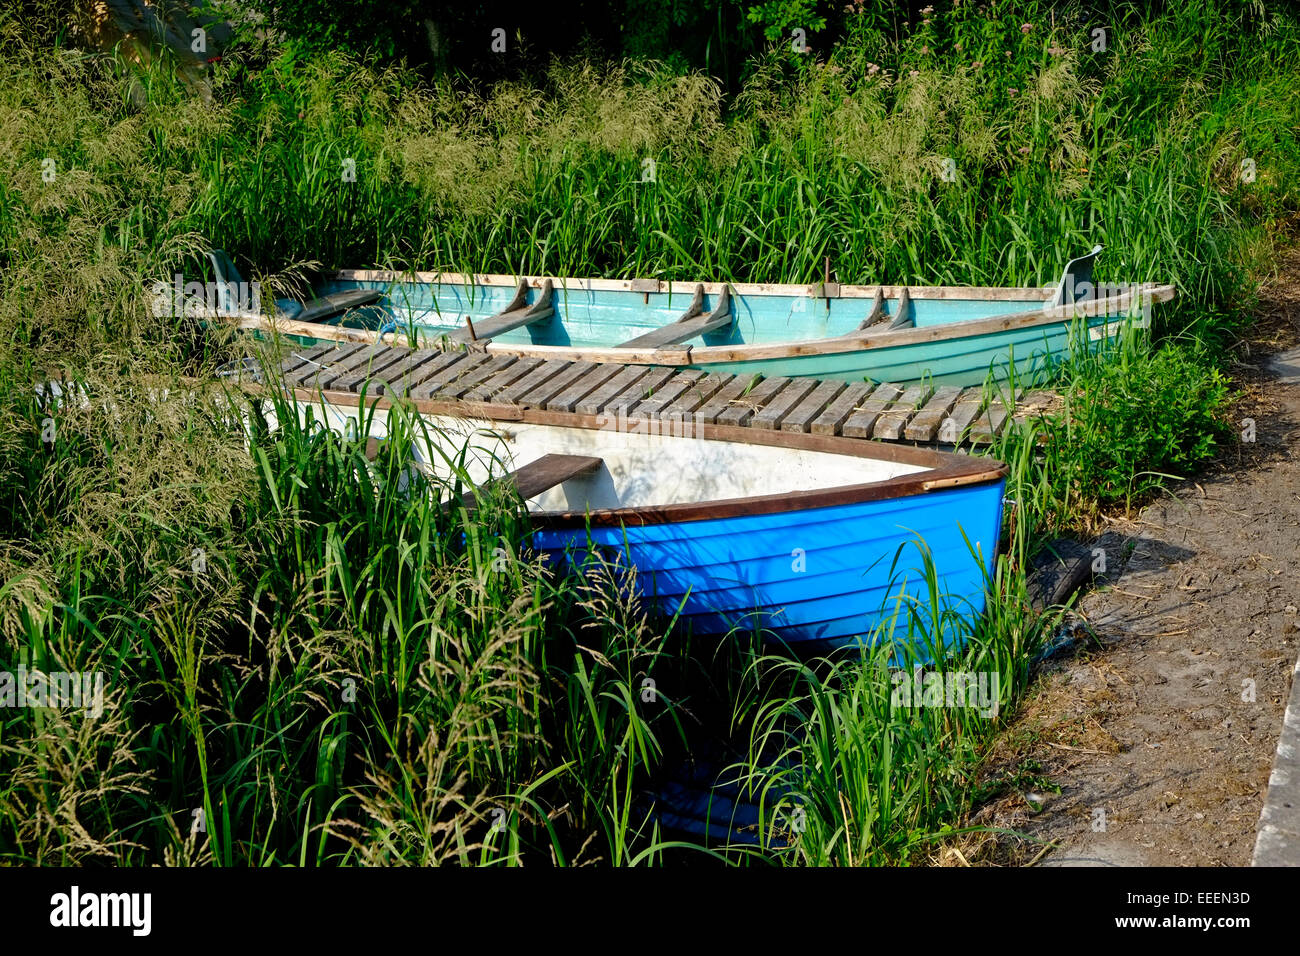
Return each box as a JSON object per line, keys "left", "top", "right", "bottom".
{"left": 264, "top": 386, "right": 1009, "bottom": 528}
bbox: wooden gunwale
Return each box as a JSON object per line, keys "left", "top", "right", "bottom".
{"left": 223, "top": 280, "right": 1176, "bottom": 368}
{"left": 264, "top": 384, "right": 1008, "bottom": 529}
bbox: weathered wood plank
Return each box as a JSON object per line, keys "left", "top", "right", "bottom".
{"left": 617, "top": 286, "right": 733, "bottom": 349}
{"left": 409, "top": 351, "right": 495, "bottom": 399}
{"left": 969, "top": 389, "right": 1023, "bottom": 443}
{"left": 575, "top": 365, "right": 652, "bottom": 416}
{"left": 1010, "top": 389, "right": 1061, "bottom": 426}
{"left": 392, "top": 351, "right": 469, "bottom": 397}
{"left": 751, "top": 378, "right": 818, "bottom": 430}
{"left": 628, "top": 368, "right": 706, "bottom": 419}
{"left": 937, "top": 388, "right": 987, "bottom": 444}
{"left": 293, "top": 344, "right": 390, "bottom": 390}
{"left": 872, "top": 383, "right": 934, "bottom": 440}
{"left": 464, "top": 454, "right": 603, "bottom": 510}
{"left": 331, "top": 347, "right": 418, "bottom": 393}
{"left": 716, "top": 376, "right": 792, "bottom": 427}
{"left": 373, "top": 349, "right": 444, "bottom": 397}
{"left": 280, "top": 342, "right": 337, "bottom": 378}
{"left": 435, "top": 355, "right": 518, "bottom": 400}
{"left": 604, "top": 366, "right": 677, "bottom": 417}
{"left": 447, "top": 279, "right": 554, "bottom": 343}
{"left": 842, "top": 383, "right": 905, "bottom": 439}
{"left": 494, "top": 359, "right": 576, "bottom": 406}
{"left": 694, "top": 374, "right": 762, "bottom": 425}
{"left": 660, "top": 372, "right": 733, "bottom": 418}
{"left": 545, "top": 363, "right": 623, "bottom": 413}
{"left": 464, "top": 356, "right": 543, "bottom": 402}
{"left": 902, "top": 385, "right": 964, "bottom": 442}
{"left": 283, "top": 343, "right": 365, "bottom": 387}
{"left": 780, "top": 379, "right": 846, "bottom": 433}
{"left": 810, "top": 382, "right": 874, "bottom": 436}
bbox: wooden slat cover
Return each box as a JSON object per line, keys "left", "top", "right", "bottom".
{"left": 392, "top": 351, "right": 469, "bottom": 397}
{"left": 372, "top": 349, "right": 443, "bottom": 396}
{"left": 605, "top": 366, "right": 677, "bottom": 417}
{"left": 903, "top": 385, "right": 964, "bottom": 441}
{"left": 716, "top": 376, "right": 792, "bottom": 427}
{"left": 841, "top": 383, "right": 904, "bottom": 438}
{"left": 780, "top": 379, "right": 846, "bottom": 433}
{"left": 280, "top": 342, "right": 335, "bottom": 378}
{"left": 937, "top": 389, "right": 987, "bottom": 444}
{"left": 751, "top": 378, "right": 818, "bottom": 430}
{"left": 409, "top": 351, "right": 494, "bottom": 399}
{"left": 1010, "top": 390, "right": 1060, "bottom": 427}
{"left": 292, "top": 344, "right": 384, "bottom": 390}
{"left": 464, "top": 356, "right": 543, "bottom": 402}
{"left": 494, "top": 359, "right": 577, "bottom": 406}
{"left": 575, "top": 365, "right": 652, "bottom": 416}
{"left": 545, "top": 363, "right": 623, "bottom": 412}
{"left": 283, "top": 343, "right": 363, "bottom": 387}
{"left": 810, "top": 382, "right": 874, "bottom": 436}
{"left": 518, "top": 362, "right": 600, "bottom": 408}
{"left": 628, "top": 368, "right": 706, "bottom": 419}
{"left": 694, "top": 374, "right": 761, "bottom": 425}
{"left": 659, "top": 372, "right": 732, "bottom": 417}
{"left": 331, "top": 347, "right": 417, "bottom": 393}
{"left": 437, "top": 355, "right": 518, "bottom": 400}
{"left": 872, "top": 384, "right": 934, "bottom": 440}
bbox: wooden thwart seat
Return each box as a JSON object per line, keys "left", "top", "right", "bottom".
{"left": 460, "top": 453, "right": 603, "bottom": 510}
{"left": 617, "top": 285, "right": 734, "bottom": 349}
{"left": 856, "top": 287, "right": 913, "bottom": 331}
{"left": 448, "top": 279, "right": 555, "bottom": 344}
{"left": 295, "top": 289, "right": 384, "bottom": 323}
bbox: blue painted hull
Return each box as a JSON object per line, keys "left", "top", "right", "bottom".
{"left": 533, "top": 479, "right": 1005, "bottom": 650}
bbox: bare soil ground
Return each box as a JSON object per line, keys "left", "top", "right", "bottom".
{"left": 967, "top": 251, "right": 1300, "bottom": 867}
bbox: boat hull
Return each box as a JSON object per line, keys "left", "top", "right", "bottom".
{"left": 533, "top": 478, "right": 1004, "bottom": 650}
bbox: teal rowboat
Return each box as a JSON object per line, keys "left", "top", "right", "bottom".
{"left": 217, "top": 246, "right": 1176, "bottom": 387}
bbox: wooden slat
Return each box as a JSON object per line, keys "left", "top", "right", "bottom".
{"left": 617, "top": 285, "right": 733, "bottom": 349}
{"left": 294, "top": 288, "right": 383, "bottom": 324}
{"left": 283, "top": 343, "right": 364, "bottom": 387}
{"left": 293, "top": 344, "right": 387, "bottom": 390}
{"left": 659, "top": 372, "right": 733, "bottom": 417}
{"left": 436, "top": 355, "right": 518, "bottom": 400}
{"left": 575, "top": 365, "right": 652, "bottom": 416}
{"left": 391, "top": 351, "right": 469, "bottom": 397}
{"left": 751, "top": 378, "right": 818, "bottom": 430}
{"left": 466, "top": 454, "right": 603, "bottom": 510}
{"left": 447, "top": 279, "right": 554, "bottom": 343}
{"left": 1010, "top": 389, "right": 1061, "bottom": 427}
{"left": 842, "top": 383, "right": 905, "bottom": 438}
{"left": 780, "top": 379, "right": 846, "bottom": 433}
{"left": 409, "top": 351, "right": 495, "bottom": 399}
{"left": 857, "top": 288, "right": 886, "bottom": 330}
{"left": 969, "top": 389, "right": 1022, "bottom": 443}
{"left": 937, "top": 388, "right": 987, "bottom": 444}
{"left": 494, "top": 359, "right": 577, "bottom": 406}
{"left": 604, "top": 366, "right": 677, "bottom": 417}
{"left": 628, "top": 368, "right": 706, "bottom": 419}
{"left": 280, "top": 342, "right": 336, "bottom": 378}
{"left": 872, "top": 383, "right": 934, "bottom": 440}
{"left": 331, "top": 347, "right": 417, "bottom": 393}
{"left": 903, "top": 386, "right": 964, "bottom": 441}
{"left": 716, "top": 376, "right": 792, "bottom": 427}
{"left": 694, "top": 374, "right": 762, "bottom": 425}
{"left": 464, "top": 357, "right": 543, "bottom": 402}
{"left": 520, "top": 361, "right": 600, "bottom": 409}
{"left": 545, "top": 363, "right": 623, "bottom": 413}
{"left": 810, "top": 382, "right": 874, "bottom": 436}
{"left": 373, "top": 349, "right": 443, "bottom": 397}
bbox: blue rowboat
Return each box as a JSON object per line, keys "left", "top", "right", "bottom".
{"left": 220, "top": 245, "right": 1175, "bottom": 388}
{"left": 284, "top": 389, "right": 1008, "bottom": 651}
